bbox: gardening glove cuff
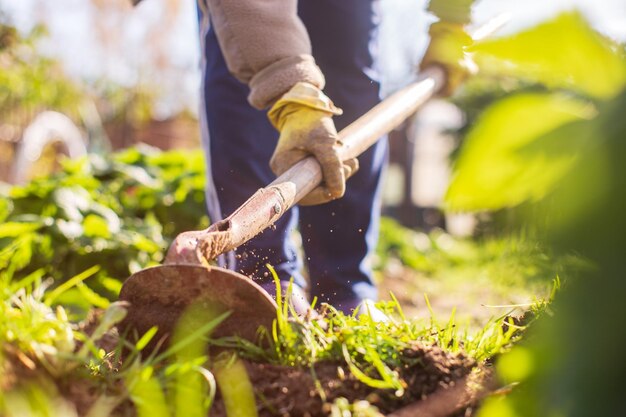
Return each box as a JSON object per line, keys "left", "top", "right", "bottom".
{"left": 268, "top": 82, "right": 358, "bottom": 206}
{"left": 420, "top": 21, "right": 476, "bottom": 96}
{"left": 268, "top": 82, "right": 343, "bottom": 129}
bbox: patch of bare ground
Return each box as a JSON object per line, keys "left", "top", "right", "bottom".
{"left": 210, "top": 341, "right": 477, "bottom": 417}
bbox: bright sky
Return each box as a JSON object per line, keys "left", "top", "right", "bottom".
{"left": 2, "top": 0, "right": 625, "bottom": 115}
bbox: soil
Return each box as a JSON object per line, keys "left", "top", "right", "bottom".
{"left": 1, "top": 339, "right": 477, "bottom": 417}
{"left": 209, "top": 342, "right": 476, "bottom": 417}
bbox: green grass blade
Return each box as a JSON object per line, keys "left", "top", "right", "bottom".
{"left": 135, "top": 326, "right": 159, "bottom": 352}
{"left": 44, "top": 265, "right": 100, "bottom": 306}
{"left": 153, "top": 311, "right": 230, "bottom": 363}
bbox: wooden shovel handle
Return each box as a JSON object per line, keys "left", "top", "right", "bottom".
{"left": 165, "top": 68, "right": 445, "bottom": 265}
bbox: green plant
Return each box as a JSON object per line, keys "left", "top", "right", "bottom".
{"left": 0, "top": 148, "right": 207, "bottom": 313}
{"left": 0, "top": 264, "right": 257, "bottom": 417}
{"left": 0, "top": 20, "right": 83, "bottom": 120}
{"left": 443, "top": 11, "right": 626, "bottom": 417}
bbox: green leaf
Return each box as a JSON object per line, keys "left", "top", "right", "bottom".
{"left": 135, "top": 326, "right": 159, "bottom": 352}
{"left": 0, "top": 235, "right": 34, "bottom": 271}
{"left": 154, "top": 310, "right": 231, "bottom": 363}
{"left": 125, "top": 366, "right": 170, "bottom": 417}
{"left": 213, "top": 356, "right": 258, "bottom": 417}
{"left": 472, "top": 12, "right": 626, "bottom": 99}
{"left": 132, "top": 235, "right": 160, "bottom": 253}
{"left": 76, "top": 281, "right": 110, "bottom": 309}
{"left": 45, "top": 265, "right": 101, "bottom": 305}
{"left": 0, "top": 196, "right": 12, "bottom": 222}
{"left": 83, "top": 214, "right": 111, "bottom": 239}
{"left": 99, "top": 276, "right": 123, "bottom": 295}
{"left": 0, "top": 222, "right": 42, "bottom": 238}
{"left": 10, "top": 269, "right": 47, "bottom": 293}
{"left": 446, "top": 93, "right": 595, "bottom": 211}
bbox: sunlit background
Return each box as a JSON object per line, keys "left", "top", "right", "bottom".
{"left": 2, "top": 0, "right": 625, "bottom": 116}
{"left": 1, "top": 0, "right": 625, "bottom": 229}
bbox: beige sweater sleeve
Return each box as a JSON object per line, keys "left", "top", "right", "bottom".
{"left": 205, "top": 0, "right": 325, "bottom": 109}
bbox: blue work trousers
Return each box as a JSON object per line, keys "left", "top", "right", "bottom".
{"left": 200, "top": 0, "right": 387, "bottom": 308}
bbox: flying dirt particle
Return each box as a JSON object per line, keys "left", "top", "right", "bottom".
{"left": 358, "top": 229, "right": 363, "bottom": 233}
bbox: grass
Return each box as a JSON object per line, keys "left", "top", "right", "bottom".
{"left": 376, "top": 218, "right": 573, "bottom": 326}
{"left": 214, "top": 266, "right": 553, "bottom": 398}
{"left": 0, "top": 266, "right": 228, "bottom": 417}
{"left": 0, "top": 260, "right": 552, "bottom": 416}
{"left": 0, "top": 216, "right": 565, "bottom": 417}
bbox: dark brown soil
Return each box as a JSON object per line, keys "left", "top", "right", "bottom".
{"left": 2, "top": 308, "right": 481, "bottom": 417}
{"left": 210, "top": 342, "right": 476, "bottom": 417}
{"left": 1, "top": 344, "right": 132, "bottom": 417}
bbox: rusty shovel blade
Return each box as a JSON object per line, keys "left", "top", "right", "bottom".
{"left": 118, "top": 264, "right": 278, "bottom": 348}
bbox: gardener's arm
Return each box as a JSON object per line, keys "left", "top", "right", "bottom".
{"left": 422, "top": 0, "right": 476, "bottom": 95}
{"left": 203, "top": 0, "right": 324, "bottom": 110}
{"left": 202, "top": 0, "right": 356, "bottom": 205}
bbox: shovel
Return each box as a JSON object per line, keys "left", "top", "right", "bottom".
{"left": 118, "top": 14, "right": 508, "bottom": 345}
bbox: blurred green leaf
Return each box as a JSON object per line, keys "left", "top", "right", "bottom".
{"left": 2, "top": 147, "right": 206, "bottom": 296}
{"left": 44, "top": 265, "right": 100, "bottom": 305}
{"left": 132, "top": 235, "right": 161, "bottom": 253}
{"left": 135, "top": 326, "right": 159, "bottom": 352}
{"left": 125, "top": 365, "right": 170, "bottom": 417}
{"left": 83, "top": 214, "right": 111, "bottom": 239}
{"left": 446, "top": 93, "right": 595, "bottom": 210}
{"left": 0, "top": 197, "right": 12, "bottom": 222}
{"left": 0, "top": 222, "right": 42, "bottom": 238}
{"left": 473, "top": 12, "right": 626, "bottom": 99}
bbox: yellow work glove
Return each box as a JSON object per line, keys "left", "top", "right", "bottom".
{"left": 268, "top": 82, "right": 359, "bottom": 206}
{"left": 420, "top": 21, "right": 476, "bottom": 96}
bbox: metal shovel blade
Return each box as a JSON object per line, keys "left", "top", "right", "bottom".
{"left": 118, "top": 264, "right": 278, "bottom": 348}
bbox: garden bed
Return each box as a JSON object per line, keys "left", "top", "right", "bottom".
{"left": 210, "top": 345, "right": 476, "bottom": 417}
{"left": 1, "top": 330, "right": 489, "bottom": 417}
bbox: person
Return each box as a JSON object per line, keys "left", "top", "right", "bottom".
{"left": 193, "top": 0, "right": 475, "bottom": 315}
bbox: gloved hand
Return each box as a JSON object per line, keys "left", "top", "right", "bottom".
{"left": 420, "top": 21, "right": 476, "bottom": 96}
{"left": 268, "top": 82, "right": 359, "bottom": 205}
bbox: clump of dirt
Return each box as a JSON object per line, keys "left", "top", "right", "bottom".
{"left": 0, "top": 346, "right": 40, "bottom": 392}
{"left": 502, "top": 310, "right": 537, "bottom": 335}
{"left": 1, "top": 346, "right": 133, "bottom": 417}
{"left": 210, "top": 342, "right": 476, "bottom": 417}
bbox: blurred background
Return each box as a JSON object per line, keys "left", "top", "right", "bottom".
{"left": 0, "top": 0, "right": 625, "bottom": 231}
{"left": 1, "top": 5, "right": 625, "bottom": 415}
